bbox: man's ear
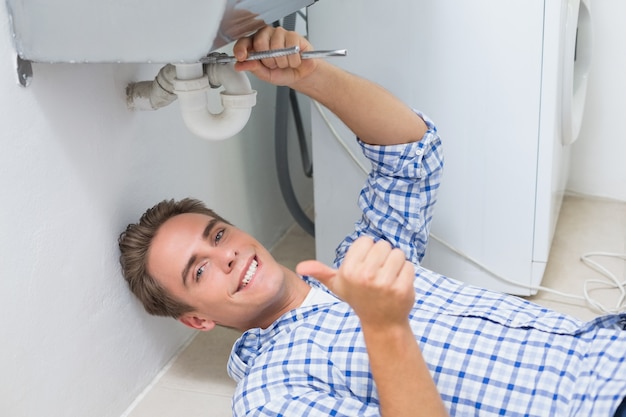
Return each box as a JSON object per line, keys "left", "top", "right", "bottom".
{"left": 178, "top": 313, "right": 216, "bottom": 331}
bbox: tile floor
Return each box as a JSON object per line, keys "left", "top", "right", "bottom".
{"left": 126, "top": 194, "right": 625, "bottom": 417}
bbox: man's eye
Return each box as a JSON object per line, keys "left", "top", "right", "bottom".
{"left": 195, "top": 265, "right": 204, "bottom": 282}
{"left": 215, "top": 229, "right": 224, "bottom": 244}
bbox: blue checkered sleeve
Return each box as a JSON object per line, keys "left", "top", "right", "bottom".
{"left": 333, "top": 111, "right": 443, "bottom": 267}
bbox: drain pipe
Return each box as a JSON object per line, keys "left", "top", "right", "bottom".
{"left": 174, "top": 63, "right": 257, "bottom": 141}
{"left": 126, "top": 64, "right": 178, "bottom": 111}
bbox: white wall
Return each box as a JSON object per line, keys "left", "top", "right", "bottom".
{"left": 0, "top": 8, "right": 312, "bottom": 417}
{"left": 1, "top": 1, "right": 621, "bottom": 416}
{"left": 568, "top": 0, "right": 626, "bottom": 202}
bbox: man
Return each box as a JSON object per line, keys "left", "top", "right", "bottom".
{"left": 119, "top": 26, "right": 626, "bottom": 416}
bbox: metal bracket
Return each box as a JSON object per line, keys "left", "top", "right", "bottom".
{"left": 16, "top": 55, "right": 33, "bottom": 87}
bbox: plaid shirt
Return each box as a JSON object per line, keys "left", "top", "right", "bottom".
{"left": 228, "top": 113, "right": 626, "bottom": 416}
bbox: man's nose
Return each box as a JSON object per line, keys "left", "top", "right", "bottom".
{"left": 216, "top": 247, "right": 238, "bottom": 273}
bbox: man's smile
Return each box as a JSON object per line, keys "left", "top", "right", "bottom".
{"left": 238, "top": 256, "right": 258, "bottom": 292}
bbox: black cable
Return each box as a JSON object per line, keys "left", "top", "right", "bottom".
{"left": 275, "top": 85, "right": 315, "bottom": 237}
{"left": 273, "top": 13, "right": 315, "bottom": 237}
{"left": 289, "top": 88, "right": 313, "bottom": 178}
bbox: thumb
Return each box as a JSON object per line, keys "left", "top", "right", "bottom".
{"left": 296, "top": 260, "right": 336, "bottom": 284}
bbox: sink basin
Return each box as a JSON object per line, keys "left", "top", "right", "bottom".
{"left": 6, "top": 0, "right": 316, "bottom": 63}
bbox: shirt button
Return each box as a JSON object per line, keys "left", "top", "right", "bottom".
{"left": 296, "top": 313, "right": 304, "bottom": 321}
{"left": 406, "top": 224, "right": 413, "bottom": 231}
{"left": 415, "top": 148, "right": 424, "bottom": 156}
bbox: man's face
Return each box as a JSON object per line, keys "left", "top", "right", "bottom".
{"left": 147, "top": 212, "right": 291, "bottom": 331}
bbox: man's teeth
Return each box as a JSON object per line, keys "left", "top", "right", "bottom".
{"left": 241, "top": 259, "right": 257, "bottom": 288}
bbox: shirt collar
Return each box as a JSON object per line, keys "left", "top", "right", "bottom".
{"left": 227, "top": 286, "right": 340, "bottom": 382}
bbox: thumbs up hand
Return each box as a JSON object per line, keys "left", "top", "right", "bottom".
{"left": 297, "top": 236, "right": 415, "bottom": 330}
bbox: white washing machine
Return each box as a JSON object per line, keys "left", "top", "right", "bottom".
{"left": 308, "top": 0, "right": 592, "bottom": 294}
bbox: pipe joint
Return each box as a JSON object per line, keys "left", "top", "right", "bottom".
{"left": 126, "top": 64, "right": 178, "bottom": 111}
{"left": 173, "top": 75, "right": 210, "bottom": 93}
{"left": 174, "top": 63, "right": 256, "bottom": 141}
{"left": 221, "top": 91, "right": 257, "bottom": 109}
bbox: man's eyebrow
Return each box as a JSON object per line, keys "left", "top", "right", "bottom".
{"left": 202, "top": 218, "right": 219, "bottom": 240}
{"left": 181, "top": 218, "right": 220, "bottom": 287}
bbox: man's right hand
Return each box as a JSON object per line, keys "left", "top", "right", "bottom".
{"left": 231, "top": 26, "right": 318, "bottom": 88}
{"left": 296, "top": 236, "right": 415, "bottom": 330}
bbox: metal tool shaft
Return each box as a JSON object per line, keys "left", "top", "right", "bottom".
{"left": 201, "top": 47, "right": 346, "bottom": 64}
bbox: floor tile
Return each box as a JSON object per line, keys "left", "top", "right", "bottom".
{"left": 128, "top": 386, "right": 232, "bottom": 417}
{"left": 269, "top": 217, "right": 316, "bottom": 271}
{"left": 526, "top": 195, "right": 626, "bottom": 321}
{"left": 158, "top": 326, "right": 241, "bottom": 395}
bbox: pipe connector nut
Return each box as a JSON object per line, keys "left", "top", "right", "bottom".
{"left": 173, "top": 76, "right": 210, "bottom": 93}
{"left": 221, "top": 91, "right": 257, "bottom": 109}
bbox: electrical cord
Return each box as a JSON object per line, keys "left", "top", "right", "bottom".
{"left": 312, "top": 100, "right": 626, "bottom": 315}
{"left": 311, "top": 100, "right": 370, "bottom": 174}
{"left": 580, "top": 252, "right": 626, "bottom": 313}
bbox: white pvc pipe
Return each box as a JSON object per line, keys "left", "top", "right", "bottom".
{"left": 126, "top": 64, "right": 178, "bottom": 111}
{"left": 174, "top": 63, "right": 256, "bottom": 141}
{"left": 176, "top": 63, "right": 203, "bottom": 80}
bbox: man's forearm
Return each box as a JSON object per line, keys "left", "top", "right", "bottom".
{"left": 291, "top": 61, "right": 427, "bottom": 146}
{"left": 362, "top": 322, "right": 448, "bottom": 417}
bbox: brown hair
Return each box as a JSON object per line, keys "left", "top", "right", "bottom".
{"left": 118, "top": 198, "right": 231, "bottom": 318}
